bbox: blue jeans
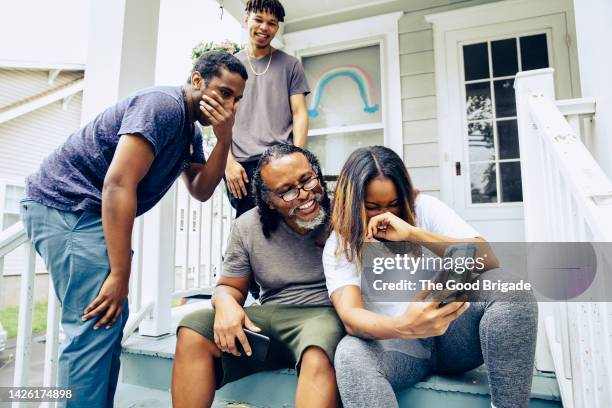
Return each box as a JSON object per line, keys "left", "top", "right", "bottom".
{"left": 20, "top": 199, "right": 129, "bottom": 408}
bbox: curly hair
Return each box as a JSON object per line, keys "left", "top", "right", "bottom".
{"left": 245, "top": 0, "right": 285, "bottom": 22}
{"left": 188, "top": 50, "right": 248, "bottom": 84}
{"left": 252, "top": 143, "right": 330, "bottom": 239}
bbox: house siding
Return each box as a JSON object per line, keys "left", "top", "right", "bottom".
{"left": 0, "top": 91, "right": 82, "bottom": 180}
{"left": 398, "top": 0, "right": 499, "bottom": 197}
{"left": 0, "top": 68, "right": 83, "bottom": 107}
{"left": 0, "top": 69, "right": 83, "bottom": 281}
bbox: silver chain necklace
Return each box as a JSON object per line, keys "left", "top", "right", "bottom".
{"left": 247, "top": 46, "right": 273, "bottom": 76}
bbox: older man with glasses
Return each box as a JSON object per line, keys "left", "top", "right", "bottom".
{"left": 172, "top": 143, "right": 344, "bottom": 408}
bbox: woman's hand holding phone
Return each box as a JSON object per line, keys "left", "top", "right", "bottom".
{"left": 391, "top": 291, "right": 470, "bottom": 339}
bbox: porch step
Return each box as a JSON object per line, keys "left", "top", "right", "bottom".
{"left": 119, "top": 302, "right": 562, "bottom": 407}
{"left": 115, "top": 383, "right": 249, "bottom": 408}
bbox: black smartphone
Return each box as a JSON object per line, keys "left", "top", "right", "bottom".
{"left": 433, "top": 244, "right": 478, "bottom": 306}
{"left": 236, "top": 328, "right": 270, "bottom": 362}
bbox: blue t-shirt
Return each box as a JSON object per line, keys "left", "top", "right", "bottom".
{"left": 26, "top": 86, "right": 205, "bottom": 216}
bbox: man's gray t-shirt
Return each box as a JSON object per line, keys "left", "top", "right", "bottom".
{"left": 223, "top": 208, "right": 330, "bottom": 306}
{"left": 232, "top": 50, "right": 310, "bottom": 162}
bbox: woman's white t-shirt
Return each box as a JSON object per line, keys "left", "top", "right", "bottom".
{"left": 322, "top": 194, "right": 480, "bottom": 357}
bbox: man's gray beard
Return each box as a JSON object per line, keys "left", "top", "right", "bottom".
{"left": 295, "top": 207, "right": 327, "bottom": 231}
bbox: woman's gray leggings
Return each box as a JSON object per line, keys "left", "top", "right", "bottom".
{"left": 334, "top": 269, "right": 538, "bottom": 408}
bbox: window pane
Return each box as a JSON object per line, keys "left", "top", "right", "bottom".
{"left": 491, "top": 38, "right": 518, "bottom": 77}
{"left": 498, "top": 120, "right": 520, "bottom": 160}
{"left": 468, "top": 122, "right": 495, "bottom": 162}
{"left": 4, "top": 185, "right": 25, "bottom": 214}
{"left": 463, "top": 43, "right": 489, "bottom": 81}
{"left": 520, "top": 34, "right": 549, "bottom": 71}
{"left": 493, "top": 79, "right": 516, "bottom": 118}
{"left": 470, "top": 162, "right": 497, "bottom": 203}
{"left": 466, "top": 82, "right": 492, "bottom": 121}
{"left": 303, "top": 45, "right": 382, "bottom": 130}
{"left": 308, "top": 129, "right": 383, "bottom": 175}
{"left": 500, "top": 161, "right": 523, "bottom": 202}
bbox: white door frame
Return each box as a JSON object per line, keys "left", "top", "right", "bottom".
{"left": 282, "top": 12, "right": 404, "bottom": 158}
{"left": 426, "top": 0, "right": 578, "bottom": 213}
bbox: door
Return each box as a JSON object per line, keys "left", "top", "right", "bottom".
{"left": 444, "top": 14, "right": 574, "bottom": 241}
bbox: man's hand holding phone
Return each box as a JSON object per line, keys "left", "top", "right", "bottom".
{"left": 213, "top": 297, "right": 261, "bottom": 357}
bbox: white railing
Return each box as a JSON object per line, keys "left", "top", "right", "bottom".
{"left": 0, "top": 222, "right": 61, "bottom": 408}
{"left": 126, "top": 179, "right": 233, "bottom": 339}
{"left": 1, "top": 175, "right": 234, "bottom": 403}
{"left": 515, "top": 68, "right": 612, "bottom": 408}
{"left": 173, "top": 179, "right": 234, "bottom": 297}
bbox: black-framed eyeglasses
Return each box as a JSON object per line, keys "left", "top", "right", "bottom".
{"left": 273, "top": 177, "right": 320, "bottom": 202}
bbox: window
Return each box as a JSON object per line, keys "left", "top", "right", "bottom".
{"left": 302, "top": 44, "right": 384, "bottom": 176}
{"left": 3, "top": 185, "right": 25, "bottom": 228}
{"left": 462, "top": 33, "right": 549, "bottom": 204}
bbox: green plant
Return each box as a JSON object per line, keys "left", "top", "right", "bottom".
{"left": 0, "top": 302, "right": 48, "bottom": 338}
{"left": 191, "top": 39, "right": 244, "bottom": 62}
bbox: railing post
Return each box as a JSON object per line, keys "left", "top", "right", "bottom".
{"left": 130, "top": 217, "right": 144, "bottom": 313}
{"left": 514, "top": 68, "right": 558, "bottom": 373}
{"left": 514, "top": 68, "right": 556, "bottom": 242}
{"left": 182, "top": 195, "right": 191, "bottom": 291}
{"left": 42, "top": 284, "right": 60, "bottom": 386}
{"left": 138, "top": 184, "right": 176, "bottom": 337}
{"left": 12, "top": 242, "right": 36, "bottom": 399}
{"left": 195, "top": 201, "right": 203, "bottom": 288}
{"left": 40, "top": 284, "right": 61, "bottom": 408}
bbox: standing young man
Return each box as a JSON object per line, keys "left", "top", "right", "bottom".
{"left": 20, "top": 51, "right": 246, "bottom": 407}
{"left": 225, "top": 0, "right": 310, "bottom": 217}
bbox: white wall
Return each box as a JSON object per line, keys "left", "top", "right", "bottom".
{"left": 0, "top": 70, "right": 82, "bottom": 179}
{"left": 0, "top": 0, "right": 90, "bottom": 65}
{"left": 155, "top": 0, "right": 243, "bottom": 85}
{"left": 81, "top": 0, "right": 243, "bottom": 122}
{"left": 573, "top": 0, "right": 612, "bottom": 178}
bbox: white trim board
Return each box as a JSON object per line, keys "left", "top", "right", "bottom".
{"left": 215, "top": 0, "right": 400, "bottom": 26}
{"left": 0, "top": 60, "right": 85, "bottom": 71}
{"left": 283, "top": 12, "right": 404, "bottom": 159}
{"left": 425, "top": 0, "right": 573, "bottom": 28}
{"left": 285, "top": 0, "right": 401, "bottom": 25}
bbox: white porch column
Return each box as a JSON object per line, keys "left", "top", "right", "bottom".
{"left": 81, "top": 0, "right": 161, "bottom": 123}
{"left": 573, "top": 0, "right": 612, "bottom": 178}
{"left": 81, "top": 0, "right": 173, "bottom": 337}
{"left": 138, "top": 185, "right": 176, "bottom": 337}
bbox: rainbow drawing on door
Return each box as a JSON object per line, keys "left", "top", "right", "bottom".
{"left": 308, "top": 65, "right": 380, "bottom": 118}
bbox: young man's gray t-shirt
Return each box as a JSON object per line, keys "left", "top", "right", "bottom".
{"left": 223, "top": 207, "right": 330, "bottom": 306}
{"left": 232, "top": 50, "right": 310, "bottom": 162}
